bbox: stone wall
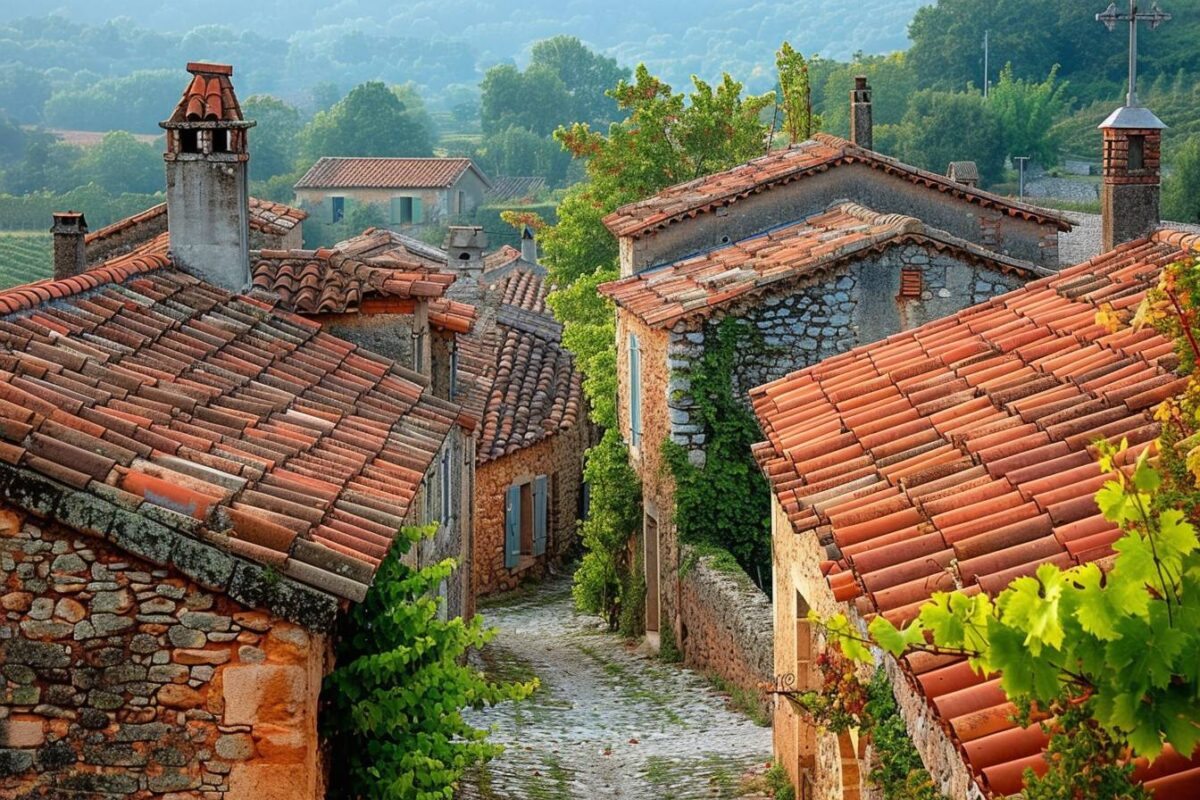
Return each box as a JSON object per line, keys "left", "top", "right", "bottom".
{"left": 621, "top": 163, "right": 1062, "bottom": 273}
{"left": 319, "top": 313, "right": 418, "bottom": 373}
{"left": 0, "top": 505, "right": 328, "bottom": 800}
{"left": 676, "top": 548, "right": 773, "bottom": 713}
{"left": 663, "top": 245, "right": 1025, "bottom": 466}
{"left": 472, "top": 418, "right": 591, "bottom": 598}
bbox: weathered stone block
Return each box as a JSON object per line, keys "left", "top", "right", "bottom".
{"left": 222, "top": 664, "right": 306, "bottom": 726}
{"left": 2, "top": 638, "right": 69, "bottom": 668}
{"left": 36, "top": 740, "right": 76, "bottom": 770}
{"left": 168, "top": 625, "right": 207, "bottom": 648}
{"left": 0, "top": 718, "right": 44, "bottom": 748}
{"left": 0, "top": 747, "right": 34, "bottom": 776}
{"left": 170, "top": 536, "right": 234, "bottom": 590}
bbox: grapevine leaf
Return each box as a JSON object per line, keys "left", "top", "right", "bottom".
{"left": 997, "top": 568, "right": 1065, "bottom": 656}
{"left": 867, "top": 617, "right": 907, "bottom": 657}
{"left": 1074, "top": 563, "right": 1121, "bottom": 641}
{"left": 1131, "top": 448, "right": 1161, "bottom": 493}
{"left": 1157, "top": 509, "right": 1198, "bottom": 563}
{"left": 916, "top": 594, "right": 963, "bottom": 648}
{"left": 1095, "top": 480, "right": 1132, "bottom": 525}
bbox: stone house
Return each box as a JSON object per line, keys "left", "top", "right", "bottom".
{"left": 599, "top": 199, "right": 1050, "bottom": 681}
{"left": 0, "top": 62, "right": 474, "bottom": 799}
{"left": 293, "top": 157, "right": 491, "bottom": 243}
{"left": 452, "top": 237, "right": 593, "bottom": 598}
{"left": 749, "top": 227, "right": 1198, "bottom": 798}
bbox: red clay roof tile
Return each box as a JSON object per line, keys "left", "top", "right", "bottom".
{"left": 294, "top": 157, "right": 489, "bottom": 190}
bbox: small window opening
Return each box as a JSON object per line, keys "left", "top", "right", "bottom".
{"left": 331, "top": 196, "right": 345, "bottom": 223}
{"left": 719, "top": 235, "right": 732, "bottom": 245}
{"left": 458, "top": 251, "right": 471, "bottom": 261}
{"left": 211, "top": 130, "right": 229, "bottom": 153}
{"left": 1128, "top": 135, "right": 1145, "bottom": 171}
{"left": 180, "top": 130, "right": 200, "bottom": 153}
{"left": 898, "top": 267, "right": 923, "bottom": 299}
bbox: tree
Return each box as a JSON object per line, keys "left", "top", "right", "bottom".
{"left": 479, "top": 63, "right": 570, "bottom": 137}
{"left": 528, "top": 36, "right": 630, "bottom": 130}
{"left": 323, "top": 525, "right": 535, "bottom": 800}
{"left": 72, "top": 131, "right": 161, "bottom": 195}
{"left": 816, "top": 53, "right": 916, "bottom": 140}
{"left": 42, "top": 69, "right": 181, "bottom": 133}
{"left": 299, "top": 81, "right": 433, "bottom": 163}
{"left": 776, "top": 42, "right": 818, "bottom": 144}
{"left": 1163, "top": 135, "right": 1200, "bottom": 223}
{"left": 892, "top": 89, "right": 1005, "bottom": 185}
{"left": 0, "top": 65, "right": 51, "bottom": 125}
{"left": 242, "top": 95, "right": 301, "bottom": 182}
{"left": 475, "top": 126, "right": 570, "bottom": 186}
{"left": 988, "top": 64, "right": 1069, "bottom": 167}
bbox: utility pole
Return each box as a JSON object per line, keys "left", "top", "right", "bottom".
{"left": 1015, "top": 156, "right": 1029, "bottom": 199}
{"left": 983, "top": 30, "right": 989, "bottom": 99}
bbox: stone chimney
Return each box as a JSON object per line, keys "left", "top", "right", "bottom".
{"left": 850, "top": 75, "right": 873, "bottom": 150}
{"left": 520, "top": 225, "right": 538, "bottom": 265}
{"left": 444, "top": 225, "right": 488, "bottom": 303}
{"left": 1100, "top": 105, "right": 1164, "bottom": 251}
{"left": 160, "top": 62, "right": 256, "bottom": 292}
{"left": 51, "top": 212, "right": 88, "bottom": 280}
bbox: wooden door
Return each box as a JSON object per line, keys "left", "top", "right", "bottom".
{"left": 644, "top": 515, "right": 660, "bottom": 633}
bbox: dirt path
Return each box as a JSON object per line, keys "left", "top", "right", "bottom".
{"left": 459, "top": 575, "right": 772, "bottom": 799}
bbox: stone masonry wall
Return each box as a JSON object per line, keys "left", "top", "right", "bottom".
{"left": 665, "top": 245, "right": 1025, "bottom": 466}
{"left": 472, "top": 418, "right": 591, "bottom": 598}
{"left": 676, "top": 547, "right": 773, "bottom": 715}
{"left": 0, "top": 505, "right": 327, "bottom": 800}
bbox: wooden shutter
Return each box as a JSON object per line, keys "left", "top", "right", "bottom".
{"left": 390, "top": 197, "right": 404, "bottom": 225}
{"left": 323, "top": 196, "right": 334, "bottom": 224}
{"left": 504, "top": 485, "right": 521, "bottom": 569}
{"left": 533, "top": 475, "right": 548, "bottom": 556}
{"left": 412, "top": 196, "right": 424, "bottom": 224}
{"left": 629, "top": 333, "right": 641, "bottom": 447}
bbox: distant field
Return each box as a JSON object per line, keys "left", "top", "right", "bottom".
{"left": 0, "top": 232, "right": 52, "bottom": 290}
{"left": 21, "top": 127, "right": 162, "bottom": 148}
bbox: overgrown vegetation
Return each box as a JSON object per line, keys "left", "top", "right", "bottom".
{"left": 665, "top": 318, "right": 774, "bottom": 590}
{"left": 323, "top": 525, "right": 536, "bottom": 799}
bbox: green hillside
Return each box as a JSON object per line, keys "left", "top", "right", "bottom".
{"left": 0, "top": 232, "right": 51, "bottom": 290}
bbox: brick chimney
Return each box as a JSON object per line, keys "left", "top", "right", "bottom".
{"left": 160, "top": 62, "right": 255, "bottom": 292}
{"left": 444, "top": 226, "right": 488, "bottom": 303}
{"left": 520, "top": 225, "right": 538, "bottom": 265}
{"left": 51, "top": 212, "right": 88, "bottom": 280}
{"left": 1099, "top": 105, "right": 1164, "bottom": 251}
{"left": 850, "top": 76, "right": 873, "bottom": 150}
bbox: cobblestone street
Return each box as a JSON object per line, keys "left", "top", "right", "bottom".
{"left": 458, "top": 575, "right": 773, "bottom": 800}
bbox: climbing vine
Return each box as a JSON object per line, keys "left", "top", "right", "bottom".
{"left": 665, "top": 317, "right": 774, "bottom": 589}
{"left": 323, "top": 525, "right": 537, "bottom": 800}
{"left": 812, "top": 256, "right": 1200, "bottom": 796}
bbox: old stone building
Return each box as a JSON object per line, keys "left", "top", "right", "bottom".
{"left": 600, "top": 200, "right": 1049, "bottom": 684}
{"left": 293, "top": 157, "right": 491, "bottom": 244}
{"left": 750, "top": 228, "right": 1199, "bottom": 798}
{"left": 432, "top": 233, "right": 593, "bottom": 599}
{"left": 0, "top": 62, "right": 474, "bottom": 800}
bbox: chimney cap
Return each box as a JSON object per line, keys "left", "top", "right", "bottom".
{"left": 521, "top": 225, "right": 535, "bottom": 240}
{"left": 1099, "top": 105, "right": 1166, "bottom": 130}
{"left": 51, "top": 211, "right": 88, "bottom": 231}
{"left": 854, "top": 75, "right": 869, "bottom": 90}
{"left": 187, "top": 62, "right": 234, "bottom": 76}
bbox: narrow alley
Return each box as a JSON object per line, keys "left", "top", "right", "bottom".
{"left": 459, "top": 575, "right": 773, "bottom": 800}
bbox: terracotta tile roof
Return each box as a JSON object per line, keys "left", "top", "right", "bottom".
{"left": 294, "top": 157, "right": 490, "bottom": 190}
{"left": 750, "top": 228, "right": 1200, "bottom": 798}
{"left": 167, "top": 62, "right": 244, "bottom": 123}
{"left": 335, "top": 227, "right": 449, "bottom": 270}
{"left": 599, "top": 202, "right": 1048, "bottom": 329}
{"left": 603, "top": 134, "right": 1071, "bottom": 240}
{"left": 457, "top": 268, "right": 583, "bottom": 464}
{"left": 252, "top": 247, "right": 474, "bottom": 333}
{"left": 85, "top": 197, "right": 307, "bottom": 248}
{"left": 484, "top": 245, "right": 524, "bottom": 272}
{"left": 0, "top": 249, "right": 462, "bottom": 611}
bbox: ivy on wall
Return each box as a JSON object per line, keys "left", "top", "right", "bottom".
{"left": 323, "top": 525, "right": 537, "bottom": 799}
{"left": 665, "top": 316, "right": 773, "bottom": 590}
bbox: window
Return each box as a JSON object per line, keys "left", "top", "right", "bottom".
{"left": 504, "top": 475, "right": 549, "bottom": 569}
{"left": 180, "top": 129, "right": 200, "bottom": 154}
{"left": 449, "top": 346, "right": 459, "bottom": 400}
{"left": 1128, "top": 135, "right": 1145, "bottom": 171}
{"left": 457, "top": 190, "right": 466, "bottom": 214}
{"left": 628, "top": 333, "right": 642, "bottom": 448}
{"left": 211, "top": 130, "right": 229, "bottom": 153}
{"left": 330, "top": 196, "right": 345, "bottom": 223}
{"left": 390, "top": 196, "right": 424, "bottom": 225}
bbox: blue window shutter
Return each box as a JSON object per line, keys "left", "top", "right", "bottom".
{"left": 533, "top": 475, "right": 548, "bottom": 556}
{"left": 412, "top": 196, "right": 424, "bottom": 224}
{"left": 504, "top": 485, "right": 521, "bottom": 569}
{"left": 628, "top": 333, "right": 641, "bottom": 447}
{"left": 390, "top": 197, "right": 403, "bottom": 225}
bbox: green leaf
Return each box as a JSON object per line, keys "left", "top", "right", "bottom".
{"left": 1074, "top": 563, "right": 1121, "bottom": 641}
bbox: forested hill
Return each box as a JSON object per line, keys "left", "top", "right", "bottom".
{"left": 2, "top": 1, "right": 922, "bottom": 101}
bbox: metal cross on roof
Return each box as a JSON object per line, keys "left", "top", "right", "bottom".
{"left": 1097, "top": 0, "right": 1171, "bottom": 107}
